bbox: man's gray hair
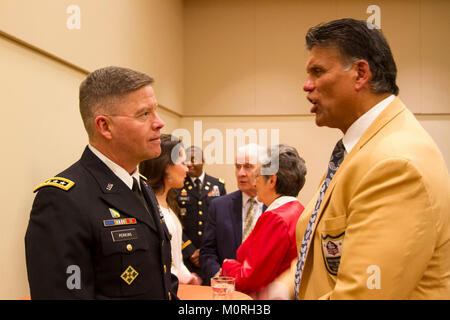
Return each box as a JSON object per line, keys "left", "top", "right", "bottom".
{"left": 236, "top": 143, "right": 268, "bottom": 166}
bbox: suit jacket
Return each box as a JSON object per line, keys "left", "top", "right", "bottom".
{"left": 25, "top": 146, "right": 178, "bottom": 299}
{"left": 279, "top": 98, "right": 450, "bottom": 299}
{"left": 200, "top": 190, "right": 243, "bottom": 283}
{"left": 200, "top": 190, "right": 267, "bottom": 284}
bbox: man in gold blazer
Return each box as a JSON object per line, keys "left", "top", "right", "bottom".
{"left": 272, "top": 18, "right": 450, "bottom": 300}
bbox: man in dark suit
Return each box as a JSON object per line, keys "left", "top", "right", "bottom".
{"left": 25, "top": 66, "right": 178, "bottom": 299}
{"left": 200, "top": 144, "right": 266, "bottom": 284}
{"left": 177, "top": 146, "right": 226, "bottom": 283}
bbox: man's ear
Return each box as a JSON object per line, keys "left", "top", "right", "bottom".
{"left": 94, "top": 115, "right": 113, "bottom": 140}
{"left": 269, "top": 174, "right": 278, "bottom": 190}
{"left": 354, "top": 60, "right": 372, "bottom": 91}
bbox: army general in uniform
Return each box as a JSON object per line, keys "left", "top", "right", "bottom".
{"left": 177, "top": 146, "right": 226, "bottom": 282}
{"left": 25, "top": 66, "right": 178, "bottom": 299}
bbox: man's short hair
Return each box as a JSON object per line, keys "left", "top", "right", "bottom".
{"left": 305, "top": 18, "right": 399, "bottom": 96}
{"left": 79, "top": 66, "right": 154, "bottom": 138}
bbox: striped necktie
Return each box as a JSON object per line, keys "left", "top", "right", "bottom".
{"left": 294, "top": 139, "right": 346, "bottom": 298}
{"left": 242, "top": 197, "right": 257, "bottom": 242}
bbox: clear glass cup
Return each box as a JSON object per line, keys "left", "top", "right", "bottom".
{"left": 211, "top": 276, "right": 235, "bottom": 300}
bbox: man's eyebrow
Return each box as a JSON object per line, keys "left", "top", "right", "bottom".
{"left": 306, "top": 63, "right": 322, "bottom": 72}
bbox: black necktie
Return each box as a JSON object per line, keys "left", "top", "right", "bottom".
{"left": 132, "top": 177, "right": 150, "bottom": 212}
{"left": 194, "top": 178, "right": 202, "bottom": 194}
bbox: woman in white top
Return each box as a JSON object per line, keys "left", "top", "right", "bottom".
{"left": 140, "top": 134, "right": 202, "bottom": 285}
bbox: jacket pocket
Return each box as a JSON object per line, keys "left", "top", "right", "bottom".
{"left": 319, "top": 214, "right": 347, "bottom": 235}
{"left": 98, "top": 224, "right": 152, "bottom": 297}
{"left": 318, "top": 215, "right": 346, "bottom": 276}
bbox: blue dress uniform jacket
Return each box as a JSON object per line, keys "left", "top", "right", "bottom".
{"left": 177, "top": 174, "right": 226, "bottom": 280}
{"left": 25, "top": 147, "right": 178, "bottom": 299}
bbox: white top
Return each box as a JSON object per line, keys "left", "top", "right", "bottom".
{"left": 160, "top": 206, "right": 194, "bottom": 284}
{"left": 266, "top": 196, "right": 298, "bottom": 212}
{"left": 241, "top": 192, "right": 264, "bottom": 234}
{"left": 342, "top": 95, "right": 395, "bottom": 154}
{"left": 88, "top": 144, "right": 141, "bottom": 190}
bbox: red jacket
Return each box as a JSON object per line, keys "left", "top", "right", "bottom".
{"left": 222, "top": 198, "right": 304, "bottom": 294}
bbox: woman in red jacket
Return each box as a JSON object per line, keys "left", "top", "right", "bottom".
{"left": 222, "top": 145, "right": 307, "bottom": 299}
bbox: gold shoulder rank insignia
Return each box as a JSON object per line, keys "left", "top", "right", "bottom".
{"left": 139, "top": 173, "right": 148, "bottom": 181}
{"left": 33, "top": 177, "right": 75, "bottom": 193}
{"left": 219, "top": 178, "right": 225, "bottom": 184}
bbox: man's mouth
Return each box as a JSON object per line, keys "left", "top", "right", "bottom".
{"left": 308, "top": 97, "right": 319, "bottom": 113}
{"left": 149, "top": 136, "right": 161, "bottom": 142}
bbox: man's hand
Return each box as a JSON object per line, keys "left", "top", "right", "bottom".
{"left": 190, "top": 249, "right": 200, "bottom": 267}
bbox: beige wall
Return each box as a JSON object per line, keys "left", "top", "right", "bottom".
{"left": 0, "top": 0, "right": 448, "bottom": 299}
{"left": 184, "top": 0, "right": 450, "bottom": 116}
{"left": 0, "top": 0, "right": 184, "bottom": 113}
{"left": 0, "top": 34, "right": 87, "bottom": 300}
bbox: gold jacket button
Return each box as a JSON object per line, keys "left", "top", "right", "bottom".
{"left": 198, "top": 211, "right": 203, "bottom": 215}
{"left": 198, "top": 201, "right": 202, "bottom": 205}
{"left": 198, "top": 221, "right": 203, "bottom": 226}
{"left": 126, "top": 244, "right": 133, "bottom": 252}
{"left": 198, "top": 231, "right": 203, "bottom": 236}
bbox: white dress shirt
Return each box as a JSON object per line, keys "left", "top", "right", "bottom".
{"left": 88, "top": 144, "right": 141, "bottom": 190}
{"left": 189, "top": 171, "right": 205, "bottom": 188}
{"left": 342, "top": 95, "right": 395, "bottom": 154}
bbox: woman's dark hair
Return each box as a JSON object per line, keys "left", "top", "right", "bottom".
{"left": 261, "top": 144, "right": 307, "bottom": 197}
{"left": 139, "top": 134, "right": 184, "bottom": 216}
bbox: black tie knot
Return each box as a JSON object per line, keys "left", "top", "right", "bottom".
{"left": 132, "top": 177, "right": 140, "bottom": 193}
{"left": 194, "top": 178, "right": 201, "bottom": 192}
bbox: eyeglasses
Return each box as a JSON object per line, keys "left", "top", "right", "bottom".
{"left": 105, "top": 110, "right": 155, "bottom": 123}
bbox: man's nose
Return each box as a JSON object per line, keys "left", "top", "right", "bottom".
{"left": 238, "top": 166, "right": 247, "bottom": 176}
{"left": 152, "top": 111, "right": 165, "bottom": 130}
{"left": 303, "top": 76, "right": 315, "bottom": 92}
